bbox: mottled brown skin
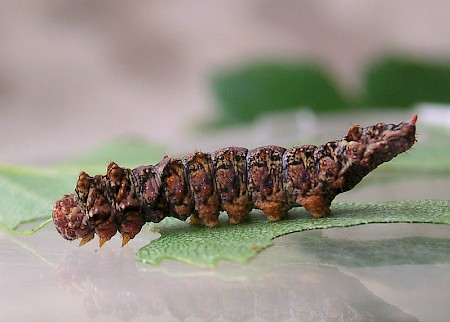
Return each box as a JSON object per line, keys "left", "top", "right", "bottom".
{"left": 182, "top": 152, "right": 220, "bottom": 228}
{"left": 158, "top": 157, "right": 193, "bottom": 221}
{"left": 52, "top": 115, "right": 417, "bottom": 247}
{"left": 212, "top": 147, "right": 251, "bottom": 224}
{"left": 247, "top": 146, "right": 289, "bottom": 221}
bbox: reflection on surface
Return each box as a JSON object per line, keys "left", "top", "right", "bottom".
{"left": 58, "top": 247, "right": 417, "bottom": 321}
{"left": 295, "top": 235, "right": 450, "bottom": 267}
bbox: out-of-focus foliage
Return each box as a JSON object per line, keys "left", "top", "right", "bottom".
{"left": 211, "top": 61, "right": 348, "bottom": 124}
{"left": 210, "top": 56, "right": 450, "bottom": 125}
{"left": 362, "top": 57, "right": 450, "bottom": 108}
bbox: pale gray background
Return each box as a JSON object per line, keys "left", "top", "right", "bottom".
{"left": 1, "top": 0, "right": 450, "bottom": 165}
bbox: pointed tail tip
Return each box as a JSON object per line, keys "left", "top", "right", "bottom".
{"left": 411, "top": 114, "right": 418, "bottom": 125}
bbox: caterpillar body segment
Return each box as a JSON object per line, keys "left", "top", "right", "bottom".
{"left": 52, "top": 115, "right": 418, "bottom": 247}
{"left": 212, "top": 147, "right": 251, "bottom": 224}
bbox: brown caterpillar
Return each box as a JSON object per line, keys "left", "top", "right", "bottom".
{"left": 53, "top": 115, "right": 417, "bottom": 247}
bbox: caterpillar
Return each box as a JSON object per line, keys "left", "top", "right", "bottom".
{"left": 53, "top": 115, "right": 417, "bottom": 247}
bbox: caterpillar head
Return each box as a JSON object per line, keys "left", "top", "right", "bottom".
{"left": 53, "top": 170, "right": 120, "bottom": 247}
{"left": 52, "top": 193, "right": 123, "bottom": 247}
{"left": 52, "top": 165, "right": 143, "bottom": 247}
{"left": 52, "top": 193, "right": 95, "bottom": 245}
{"left": 346, "top": 114, "right": 417, "bottom": 168}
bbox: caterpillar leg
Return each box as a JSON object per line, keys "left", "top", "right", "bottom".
{"left": 226, "top": 205, "right": 251, "bottom": 224}
{"left": 259, "top": 203, "right": 289, "bottom": 222}
{"left": 191, "top": 207, "right": 250, "bottom": 225}
{"left": 189, "top": 213, "right": 203, "bottom": 226}
{"left": 300, "top": 195, "right": 331, "bottom": 218}
{"left": 191, "top": 209, "right": 250, "bottom": 225}
{"left": 185, "top": 209, "right": 221, "bottom": 227}
{"left": 198, "top": 210, "right": 220, "bottom": 228}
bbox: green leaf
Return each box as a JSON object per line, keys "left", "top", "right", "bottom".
{"left": 0, "top": 165, "right": 76, "bottom": 232}
{"left": 0, "top": 139, "right": 164, "bottom": 233}
{"left": 137, "top": 200, "right": 450, "bottom": 268}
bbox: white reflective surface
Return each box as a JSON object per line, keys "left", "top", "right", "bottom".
{"left": 1, "top": 223, "right": 449, "bottom": 321}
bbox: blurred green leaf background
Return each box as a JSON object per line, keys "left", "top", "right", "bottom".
{"left": 211, "top": 56, "right": 450, "bottom": 124}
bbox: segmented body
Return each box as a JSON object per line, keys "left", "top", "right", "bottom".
{"left": 53, "top": 116, "right": 417, "bottom": 246}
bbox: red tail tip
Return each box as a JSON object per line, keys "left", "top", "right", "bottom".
{"left": 411, "top": 114, "right": 418, "bottom": 125}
